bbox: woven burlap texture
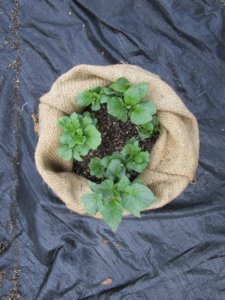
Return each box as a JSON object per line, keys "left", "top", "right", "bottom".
{"left": 35, "top": 64, "right": 199, "bottom": 218}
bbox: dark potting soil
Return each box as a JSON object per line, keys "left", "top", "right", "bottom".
{"left": 73, "top": 105, "right": 159, "bottom": 182}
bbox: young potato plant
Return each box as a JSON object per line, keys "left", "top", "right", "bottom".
{"left": 75, "top": 77, "right": 159, "bottom": 138}
{"left": 76, "top": 78, "right": 131, "bottom": 112}
{"left": 81, "top": 139, "right": 154, "bottom": 231}
{"left": 82, "top": 176, "right": 155, "bottom": 232}
{"left": 89, "top": 138, "right": 150, "bottom": 179}
{"left": 107, "top": 79, "right": 157, "bottom": 125}
{"left": 57, "top": 112, "right": 101, "bottom": 161}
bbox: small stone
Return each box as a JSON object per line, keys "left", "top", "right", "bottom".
{"left": 101, "top": 278, "right": 112, "bottom": 285}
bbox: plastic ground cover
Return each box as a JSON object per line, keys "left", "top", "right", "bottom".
{"left": 0, "top": 1, "right": 225, "bottom": 299}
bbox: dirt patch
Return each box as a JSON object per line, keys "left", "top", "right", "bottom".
{"left": 6, "top": 265, "right": 21, "bottom": 300}
{"left": 7, "top": 289, "right": 21, "bottom": 300}
{"left": 73, "top": 105, "right": 159, "bottom": 182}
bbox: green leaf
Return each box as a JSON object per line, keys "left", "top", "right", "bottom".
{"left": 76, "top": 87, "right": 102, "bottom": 110}
{"left": 107, "top": 97, "right": 128, "bottom": 122}
{"left": 89, "top": 158, "right": 105, "bottom": 178}
{"left": 76, "top": 145, "right": 90, "bottom": 156}
{"left": 112, "top": 151, "right": 126, "bottom": 164}
{"left": 83, "top": 111, "right": 92, "bottom": 117}
{"left": 57, "top": 146, "right": 73, "bottom": 161}
{"left": 81, "top": 115, "right": 93, "bottom": 127}
{"left": 82, "top": 192, "right": 103, "bottom": 215}
{"left": 121, "top": 140, "right": 140, "bottom": 157}
{"left": 73, "top": 134, "right": 86, "bottom": 146}
{"left": 110, "top": 77, "right": 130, "bottom": 93}
{"left": 100, "top": 200, "right": 123, "bottom": 232}
{"left": 58, "top": 117, "right": 70, "bottom": 130}
{"left": 67, "top": 137, "right": 76, "bottom": 148}
{"left": 138, "top": 129, "right": 151, "bottom": 140}
{"left": 124, "top": 83, "right": 148, "bottom": 105}
{"left": 90, "top": 115, "right": 98, "bottom": 125}
{"left": 98, "top": 179, "right": 114, "bottom": 199}
{"left": 138, "top": 115, "right": 160, "bottom": 139}
{"left": 135, "top": 151, "right": 150, "bottom": 164}
{"left": 73, "top": 149, "right": 82, "bottom": 161}
{"left": 102, "top": 87, "right": 116, "bottom": 95}
{"left": 91, "top": 86, "right": 102, "bottom": 93}
{"left": 105, "top": 159, "right": 126, "bottom": 179}
{"left": 100, "top": 95, "right": 110, "bottom": 104}
{"left": 127, "top": 151, "right": 150, "bottom": 173}
{"left": 82, "top": 111, "right": 97, "bottom": 124}
{"left": 84, "top": 124, "right": 101, "bottom": 150}
{"left": 130, "top": 101, "right": 156, "bottom": 125}
{"left": 132, "top": 177, "right": 143, "bottom": 184}
{"left": 122, "top": 183, "right": 155, "bottom": 217}
{"left": 87, "top": 180, "right": 98, "bottom": 192}
{"left": 138, "top": 122, "right": 154, "bottom": 140}
{"left": 59, "top": 134, "right": 71, "bottom": 145}
{"left": 117, "top": 175, "right": 130, "bottom": 191}
{"left": 152, "top": 115, "right": 160, "bottom": 127}
{"left": 91, "top": 101, "right": 101, "bottom": 111}
{"left": 70, "top": 113, "right": 80, "bottom": 128}
{"left": 142, "top": 121, "right": 154, "bottom": 131}
{"left": 101, "top": 156, "right": 113, "bottom": 168}
{"left": 76, "top": 91, "right": 93, "bottom": 106}
{"left": 125, "top": 137, "right": 139, "bottom": 148}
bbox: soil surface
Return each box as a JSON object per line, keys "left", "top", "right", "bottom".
{"left": 73, "top": 105, "right": 159, "bottom": 182}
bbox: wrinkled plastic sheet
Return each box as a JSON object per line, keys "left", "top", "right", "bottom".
{"left": 1, "top": 0, "right": 225, "bottom": 299}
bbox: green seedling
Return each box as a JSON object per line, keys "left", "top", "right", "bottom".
{"left": 57, "top": 112, "right": 101, "bottom": 161}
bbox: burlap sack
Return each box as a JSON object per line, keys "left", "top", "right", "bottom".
{"left": 35, "top": 64, "right": 199, "bottom": 217}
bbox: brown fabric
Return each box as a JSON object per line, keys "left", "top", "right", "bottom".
{"left": 35, "top": 64, "right": 199, "bottom": 218}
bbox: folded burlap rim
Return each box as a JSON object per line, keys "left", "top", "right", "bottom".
{"left": 35, "top": 64, "right": 199, "bottom": 218}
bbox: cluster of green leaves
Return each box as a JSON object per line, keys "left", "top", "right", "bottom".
{"left": 89, "top": 138, "right": 150, "bottom": 179}
{"left": 106, "top": 78, "right": 156, "bottom": 125}
{"left": 82, "top": 176, "right": 155, "bottom": 232}
{"left": 57, "top": 112, "right": 101, "bottom": 161}
{"left": 57, "top": 78, "right": 159, "bottom": 231}
{"left": 75, "top": 77, "right": 159, "bottom": 139}
{"left": 81, "top": 139, "right": 155, "bottom": 231}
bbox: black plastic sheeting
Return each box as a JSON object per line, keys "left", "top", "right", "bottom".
{"left": 1, "top": 0, "right": 225, "bottom": 299}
